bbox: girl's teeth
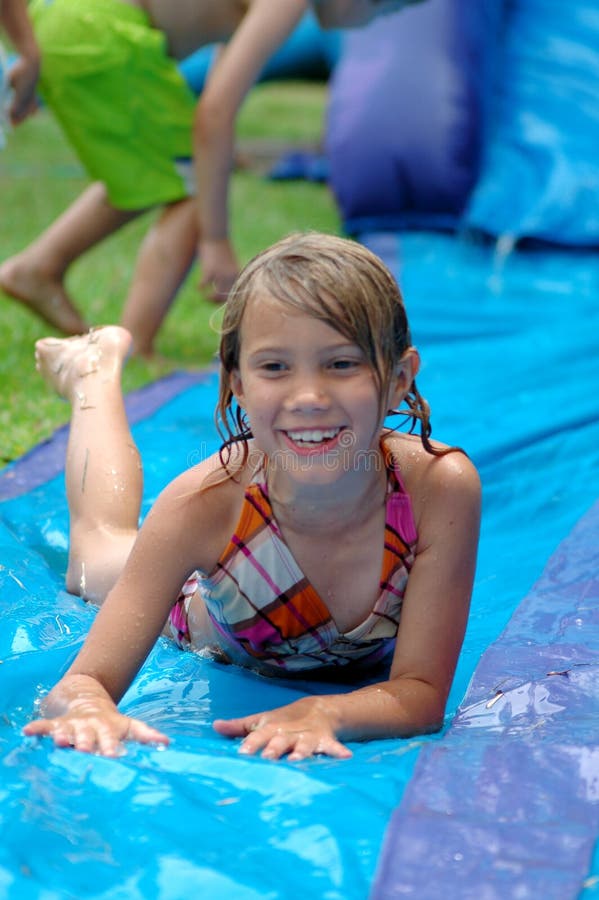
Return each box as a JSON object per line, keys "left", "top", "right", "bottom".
{"left": 288, "top": 428, "right": 340, "bottom": 443}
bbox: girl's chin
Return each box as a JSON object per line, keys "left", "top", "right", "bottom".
{"left": 268, "top": 451, "right": 366, "bottom": 489}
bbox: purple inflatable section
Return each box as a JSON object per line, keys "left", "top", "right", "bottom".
{"left": 372, "top": 498, "right": 599, "bottom": 899}
{"left": 326, "top": 0, "right": 501, "bottom": 234}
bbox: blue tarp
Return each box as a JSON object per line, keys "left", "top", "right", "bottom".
{"left": 372, "top": 497, "right": 599, "bottom": 898}
{"left": 1, "top": 233, "right": 598, "bottom": 898}
{"left": 465, "top": 0, "right": 599, "bottom": 245}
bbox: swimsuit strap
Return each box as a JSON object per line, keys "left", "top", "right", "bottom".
{"left": 381, "top": 440, "right": 418, "bottom": 546}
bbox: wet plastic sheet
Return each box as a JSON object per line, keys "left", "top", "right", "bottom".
{"left": 0, "top": 378, "right": 425, "bottom": 900}
{"left": 1, "top": 232, "right": 599, "bottom": 898}
{"left": 372, "top": 498, "right": 599, "bottom": 899}
{"left": 364, "top": 231, "right": 599, "bottom": 899}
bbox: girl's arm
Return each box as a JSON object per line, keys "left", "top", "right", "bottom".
{"left": 23, "top": 463, "right": 229, "bottom": 755}
{"left": 193, "top": 0, "right": 306, "bottom": 300}
{"left": 1, "top": 0, "right": 40, "bottom": 124}
{"left": 214, "top": 452, "right": 482, "bottom": 759}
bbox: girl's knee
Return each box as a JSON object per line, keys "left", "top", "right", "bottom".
{"left": 66, "top": 530, "right": 135, "bottom": 604}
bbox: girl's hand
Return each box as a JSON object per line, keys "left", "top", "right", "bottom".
{"left": 23, "top": 702, "right": 169, "bottom": 757}
{"left": 199, "top": 238, "right": 239, "bottom": 303}
{"left": 213, "top": 697, "right": 352, "bottom": 761}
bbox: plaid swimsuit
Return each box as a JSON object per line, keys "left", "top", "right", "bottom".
{"left": 170, "top": 449, "right": 418, "bottom": 674}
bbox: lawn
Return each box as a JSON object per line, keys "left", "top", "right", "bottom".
{"left": 0, "top": 81, "right": 340, "bottom": 464}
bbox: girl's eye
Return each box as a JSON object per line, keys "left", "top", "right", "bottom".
{"left": 330, "top": 358, "right": 360, "bottom": 370}
{"left": 260, "top": 361, "right": 287, "bottom": 373}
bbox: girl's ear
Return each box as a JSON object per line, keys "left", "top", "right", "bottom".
{"left": 229, "top": 369, "right": 245, "bottom": 408}
{"left": 388, "top": 347, "right": 420, "bottom": 410}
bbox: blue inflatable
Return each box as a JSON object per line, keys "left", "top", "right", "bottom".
{"left": 326, "top": 0, "right": 599, "bottom": 248}
{"left": 180, "top": 11, "right": 341, "bottom": 95}
{"left": 325, "top": 0, "right": 501, "bottom": 234}
{"left": 465, "top": 0, "right": 599, "bottom": 246}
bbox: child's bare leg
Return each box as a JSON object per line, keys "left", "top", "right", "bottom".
{"left": 35, "top": 326, "right": 141, "bottom": 604}
{"left": 121, "top": 198, "right": 198, "bottom": 357}
{"left": 1, "top": 183, "right": 141, "bottom": 335}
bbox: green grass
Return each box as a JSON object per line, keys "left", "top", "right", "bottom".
{"left": 0, "top": 82, "right": 340, "bottom": 464}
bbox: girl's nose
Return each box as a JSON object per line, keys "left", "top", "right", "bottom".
{"left": 284, "top": 376, "right": 330, "bottom": 412}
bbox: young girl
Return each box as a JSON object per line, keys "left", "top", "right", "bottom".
{"left": 23, "top": 232, "right": 481, "bottom": 762}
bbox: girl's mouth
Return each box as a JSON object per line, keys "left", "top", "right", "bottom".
{"left": 283, "top": 427, "right": 343, "bottom": 451}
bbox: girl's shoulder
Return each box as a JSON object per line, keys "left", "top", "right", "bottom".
{"left": 152, "top": 444, "right": 259, "bottom": 573}
{"left": 383, "top": 429, "right": 478, "bottom": 472}
{"left": 169, "top": 444, "right": 259, "bottom": 511}
{"left": 382, "top": 431, "right": 481, "bottom": 517}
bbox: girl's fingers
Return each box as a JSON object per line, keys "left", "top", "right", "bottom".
{"left": 313, "top": 736, "right": 353, "bottom": 760}
{"left": 23, "top": 715, "right": 169, "bottom": 756}
{"left": 70, "top": 722, "right": 101, "bottom": 754}
{"left": 238, "top": 724, "right": 351, "bottom": 761}
{"left": 51, "top": 723, "right": 76, "bottom": 748}
{"left": 259, "top": 730, "right": 299, "bottom": 760}
{"left": 127, "top": 720, "right": 170, "bottom": 747}
{"left": 212, "top": 716, "right": 248, "bottom": 737}
{"left": 22, "top": 719, "right": 53, "bottom": 737}
{"left": 237, "top": 727, "right": 274, "bottom": 756}
{"left": 215, "top": 712, "right": 352, "bottom": 760}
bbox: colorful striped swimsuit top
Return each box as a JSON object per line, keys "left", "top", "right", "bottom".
{"left": 177, "top": 446, "right": 418, "bottom": 674}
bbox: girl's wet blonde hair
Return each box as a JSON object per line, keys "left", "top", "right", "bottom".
{"left": 216, "top": 232, "right": 444, "bottom": 473}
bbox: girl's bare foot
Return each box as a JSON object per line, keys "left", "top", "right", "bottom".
{"left": 0, "top": 254, "right": 88, "bottom": 335}
{"left": 35, "top": 327, "right": 132, "bottom": 402}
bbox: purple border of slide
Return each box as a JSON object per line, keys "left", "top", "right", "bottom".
{"left": 372, "top": 498, "right": 599, "bottom": 899}
{"left": 0, "top": 370, "right": 212, "bottom": 501}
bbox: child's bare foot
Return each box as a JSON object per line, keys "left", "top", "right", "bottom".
{"left": 35, "top": 327, "right": 132, "bottom": 402}
{"left": 0, "top": 254, "right": 88, "bottom": 335}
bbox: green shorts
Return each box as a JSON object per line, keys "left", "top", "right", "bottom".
{"left": 30, "top": 0, "right": 196, "bottom": 209}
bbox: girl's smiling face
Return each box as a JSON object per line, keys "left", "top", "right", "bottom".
{"left": 217, "top": 232, "right": 422, "bottom": 472}
{"left": 230, "top": 293, "right": 402, "bottom": 486}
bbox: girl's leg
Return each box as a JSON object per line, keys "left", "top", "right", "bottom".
{"left": 35, "top": 326, "right": 141, "bottom": 604}
{"left": 120, "top": 198, "right": 198, "bottom": 357}
{"left": 1, "top": 183, "right": 141, "bottom": 335}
